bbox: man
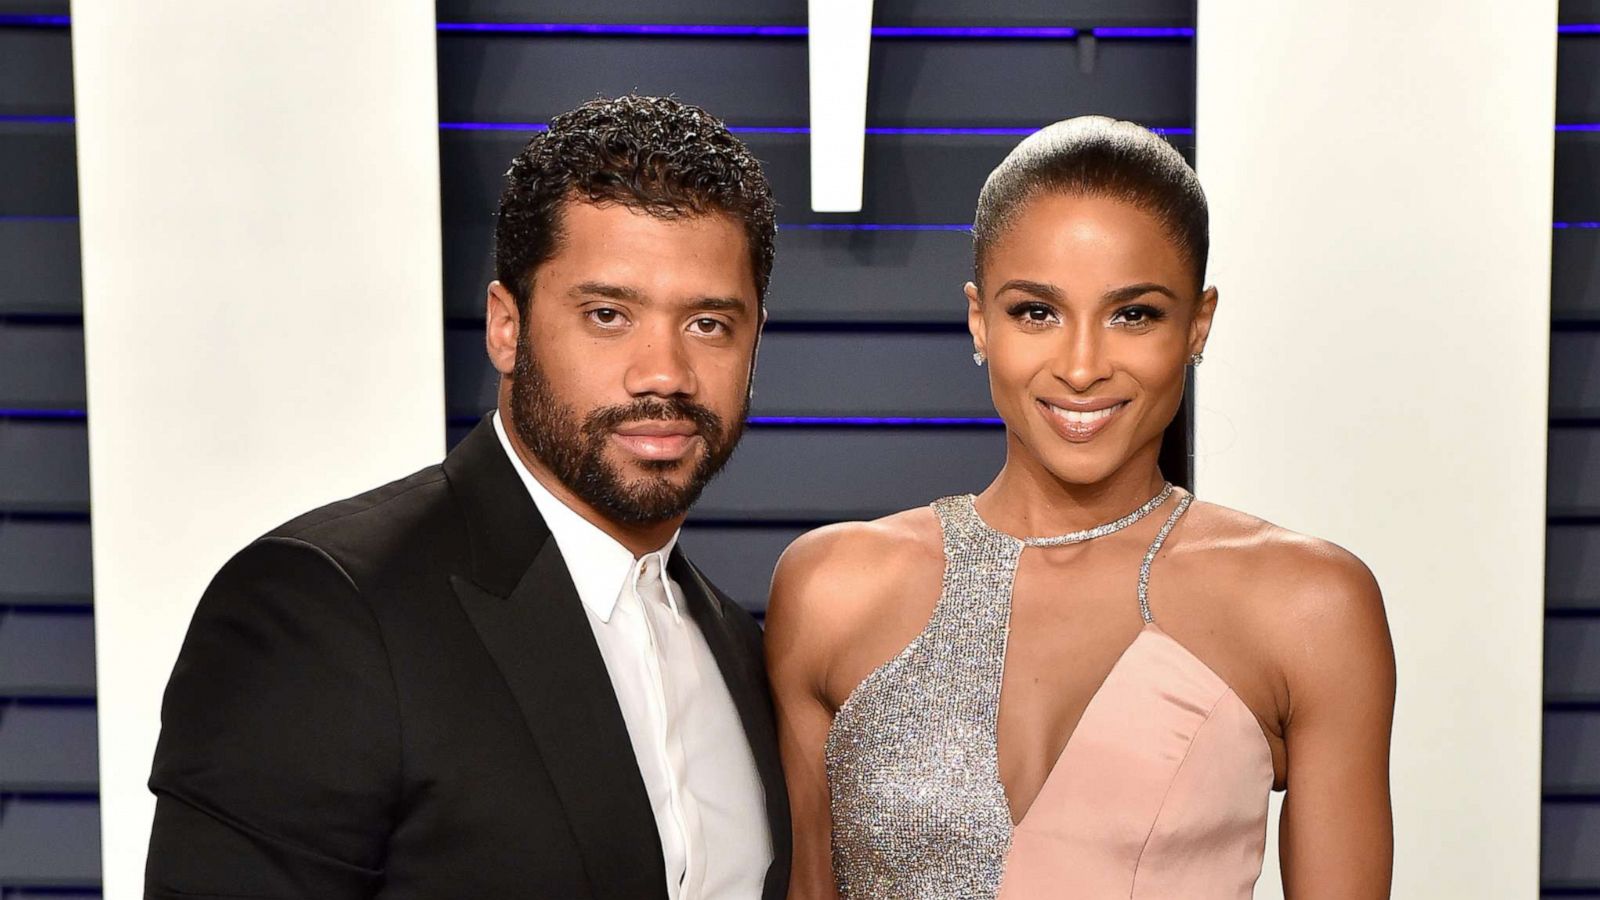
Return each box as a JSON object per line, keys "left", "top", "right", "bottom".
{"left": 145, "top": 95, "right": 789, "bottom": 900}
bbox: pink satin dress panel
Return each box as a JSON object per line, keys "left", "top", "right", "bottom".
{"left": 999, "top": 623, "right": 1275, "bottom": 899}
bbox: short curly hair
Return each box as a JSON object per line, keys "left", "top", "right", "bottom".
{"left": 495, "top": 95, "right": 777, "bottom": 312}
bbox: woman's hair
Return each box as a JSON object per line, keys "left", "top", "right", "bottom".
{"left": 972, "top": 116, "right": 1208, "bottom": 292}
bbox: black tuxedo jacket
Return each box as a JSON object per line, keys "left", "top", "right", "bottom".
{"left": 145, "top": 417, "right": 791, "bottom": 899}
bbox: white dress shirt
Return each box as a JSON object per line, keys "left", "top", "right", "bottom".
{"left": 493, "top": 413, "right": 772, "bottom": 899}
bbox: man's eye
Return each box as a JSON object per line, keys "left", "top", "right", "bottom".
{"left": 691, "top": 318, "right": 727, "bottom": 335}
{"left": 588, "top": 307, "right": 623, "bottom": 326}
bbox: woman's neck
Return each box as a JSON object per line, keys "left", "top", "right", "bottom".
{"left": 976, "top": 437, "right": 1170, "bottom": 538}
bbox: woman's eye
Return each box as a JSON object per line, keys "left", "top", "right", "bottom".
{"left": 1007, "top": 301, "right": 1058, "bottom": 326}
{"left": 1112, "top": 305, "right": 1165, "bottom": 328}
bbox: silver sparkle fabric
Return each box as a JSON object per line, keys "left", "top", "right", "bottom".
{"left": 824, "top": 489, "right": 1187, "bottom": 899}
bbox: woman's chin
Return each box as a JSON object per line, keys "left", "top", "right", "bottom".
{"left": 1034, "top": 449, "right": 1126, "bottom": 487}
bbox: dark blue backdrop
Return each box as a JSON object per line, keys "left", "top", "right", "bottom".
{"left": 1, "top": 0, "right": 1596, "bottom": 893}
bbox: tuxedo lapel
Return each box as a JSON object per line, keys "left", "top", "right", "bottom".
{"left": 444, "top": 417, "right": 666, "bottom": 900}
{"left": 668, "top": 551, "right": 793, "bottom": 900}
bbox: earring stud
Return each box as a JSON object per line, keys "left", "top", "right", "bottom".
{"left": 973, "top": 350, "right": 986, "bottom": 367}
{"left": 1189, "top": 352, "right": 1204, "bottom": 366}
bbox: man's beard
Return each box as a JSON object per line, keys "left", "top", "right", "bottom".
{"left": 509, "top": 329, "right": 747, "bottom": 525}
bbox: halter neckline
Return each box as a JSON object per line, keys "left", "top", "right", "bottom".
{"left": 962, "top": 483, "right": 1176, "bottom": 548}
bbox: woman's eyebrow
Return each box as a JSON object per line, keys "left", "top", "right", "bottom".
{"left": 996, "top": 279, "right": 1063, "bottom": 301}
{"left": 1103, "top": 282, "right": 1178, "bottom": 302}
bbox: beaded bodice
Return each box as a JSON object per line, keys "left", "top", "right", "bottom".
{"left": 823, "top": 489, "right": 1193, "bottom": 900}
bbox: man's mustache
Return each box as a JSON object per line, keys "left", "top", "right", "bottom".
{"left": 583, "top": 398, "right": 726, "bottom": 442}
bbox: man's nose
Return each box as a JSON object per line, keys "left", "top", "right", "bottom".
{"left": 623, "top": 322, "right": 697, "bottom": 398}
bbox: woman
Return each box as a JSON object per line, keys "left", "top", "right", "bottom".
{"left": 765, "top": 117, "right": 1395, "bottom": 899}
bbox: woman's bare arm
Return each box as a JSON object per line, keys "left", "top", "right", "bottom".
{"left": 765, "top": 529, "right": 850, "bottom": 900}
{"left": 1275, "top": 542, "right": 1396, "bottom": 898}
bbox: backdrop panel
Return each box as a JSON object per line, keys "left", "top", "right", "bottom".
{"left": 71, "top": 3, "right": 446, "bottom": 896}
{"left": 1195, "top": 3, "right": 1556, "bottom": 897}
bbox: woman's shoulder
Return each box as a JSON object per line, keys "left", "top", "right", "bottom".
{"left": 1182, "top": 498, "right": 1388, "bottom": 657}
{"left": 1184, "top": 499, "right": 1378, "bottom": 598}
{"left": 764, "top": 505, "right": 944, "bottom": 645}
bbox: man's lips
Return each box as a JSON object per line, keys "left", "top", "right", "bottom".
{"left": 613, "top": 420, "right": 698, "bottom": 438}
{"left": 610, "top": 420, "right": 701, "bottom": 461}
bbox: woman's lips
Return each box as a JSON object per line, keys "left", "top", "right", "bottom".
{"left": 1037, "top": 399, "right": 1129, "bottom": 443}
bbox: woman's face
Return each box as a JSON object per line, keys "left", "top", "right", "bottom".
{"left": 967, "top": 191, "right": 1217, "bottom": 487}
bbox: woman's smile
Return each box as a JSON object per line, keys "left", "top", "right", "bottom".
{"left": 1037, "top": 397, "right": 1130, "bottom": 442}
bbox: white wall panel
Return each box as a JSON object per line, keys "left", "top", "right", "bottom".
{"left": 1196, "top": 4, "right": 1555, "bottom": 897}
{"left": 71, "top": 3, "right": 445, "bottom": 896}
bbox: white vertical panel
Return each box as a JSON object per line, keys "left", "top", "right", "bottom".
{"left": 808, "top": 0, "right": 874, "bottom": 212}
{"left": 72, "top": 3, "right": 445, "bottom": 896}
{"left": 1196, "top": 4, "right": 1554, "bottom": 897}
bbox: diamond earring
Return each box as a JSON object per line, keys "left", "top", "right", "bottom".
{"left": 1189, "top": 352, "right": 1204, "bottom": 366}
{"left": 973, "top": 350, "right": 986, "bottom": 367}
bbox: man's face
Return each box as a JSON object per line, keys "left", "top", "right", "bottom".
{"left": 494, "top": 200, "right": 761, "bottom": 525}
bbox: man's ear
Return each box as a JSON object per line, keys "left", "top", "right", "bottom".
{"left": 486, "top": 281, "right": 520, "bottom": 376}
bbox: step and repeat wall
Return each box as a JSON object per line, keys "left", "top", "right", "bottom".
{"left": 0, "top": 0, "right": 1591, "bottom": 895}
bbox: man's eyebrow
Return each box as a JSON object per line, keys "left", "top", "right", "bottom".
{"left": 688, "top": 296, "right": 751, "bottom": 314}
{"left": 995, "top": 279, "right": 1064, "bottom": 301}
{"left": 569, "top": 281, "right": 643, "bottom": 301}
{"left": 1104, "top": 282, "right": 1179, "bottom": 302}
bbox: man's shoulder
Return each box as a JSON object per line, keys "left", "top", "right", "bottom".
{"left": 257, "top": 461, "right": 461, "bottom": 586}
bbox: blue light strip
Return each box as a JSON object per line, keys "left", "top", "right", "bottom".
{"left": 0, "top": 114, "right": 75, "bottom": 125}
{"left": 8, "top": 17, "right": 1589, "bottom": 35}
{"left": 1557, "top": 124, "right": 1600, "bottom": 131}
{"left": 1554, "top": 222, "right": 1600, "bottom": 229}
{"left": 0, "top": 409, "right": 86, "bottom": 421}
{"left": 8, "top": 117, "right": 1132, "bottom": 136}
{"left": 437, "top": 22, "right": 806, "bottom": 36}
{"left": 439, "top": 122, "right": 1195, "bottom": 136}
{"left": 0, "top": 17, "right": 1190, "bottom": 36}
{"left": 0, "top": 14, "right": 69, "bottom": 26}
{"left": 439, "top": 121, "right": 548, "bottom": 132}
{"left": 877, "top": 125, "right": 1196, "bottom": 136}
{"left": 871, "top": 26, "right": 1077, "bottom": 38}
{"left": 434, "top": 23, "right": 1201, "bottom": 39}
{"left": 1090, "top": 27, "right": 1196, "bottom": 38}
{"left": 869, "top": 126, "right": 1030, "bottom": 135}
{"left": 0, "top": 215, "right": 79, "bottom": 222}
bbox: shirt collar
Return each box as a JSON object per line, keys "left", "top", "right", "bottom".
{"left": 493, "top": 411, "right": 680, "bottom": 623}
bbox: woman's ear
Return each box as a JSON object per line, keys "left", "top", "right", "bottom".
{"left": 1189, "top": 285, "right": 1218, "bottom": 357}
{"left": 965, "top": 281, "right": 987, "bottom": 359}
